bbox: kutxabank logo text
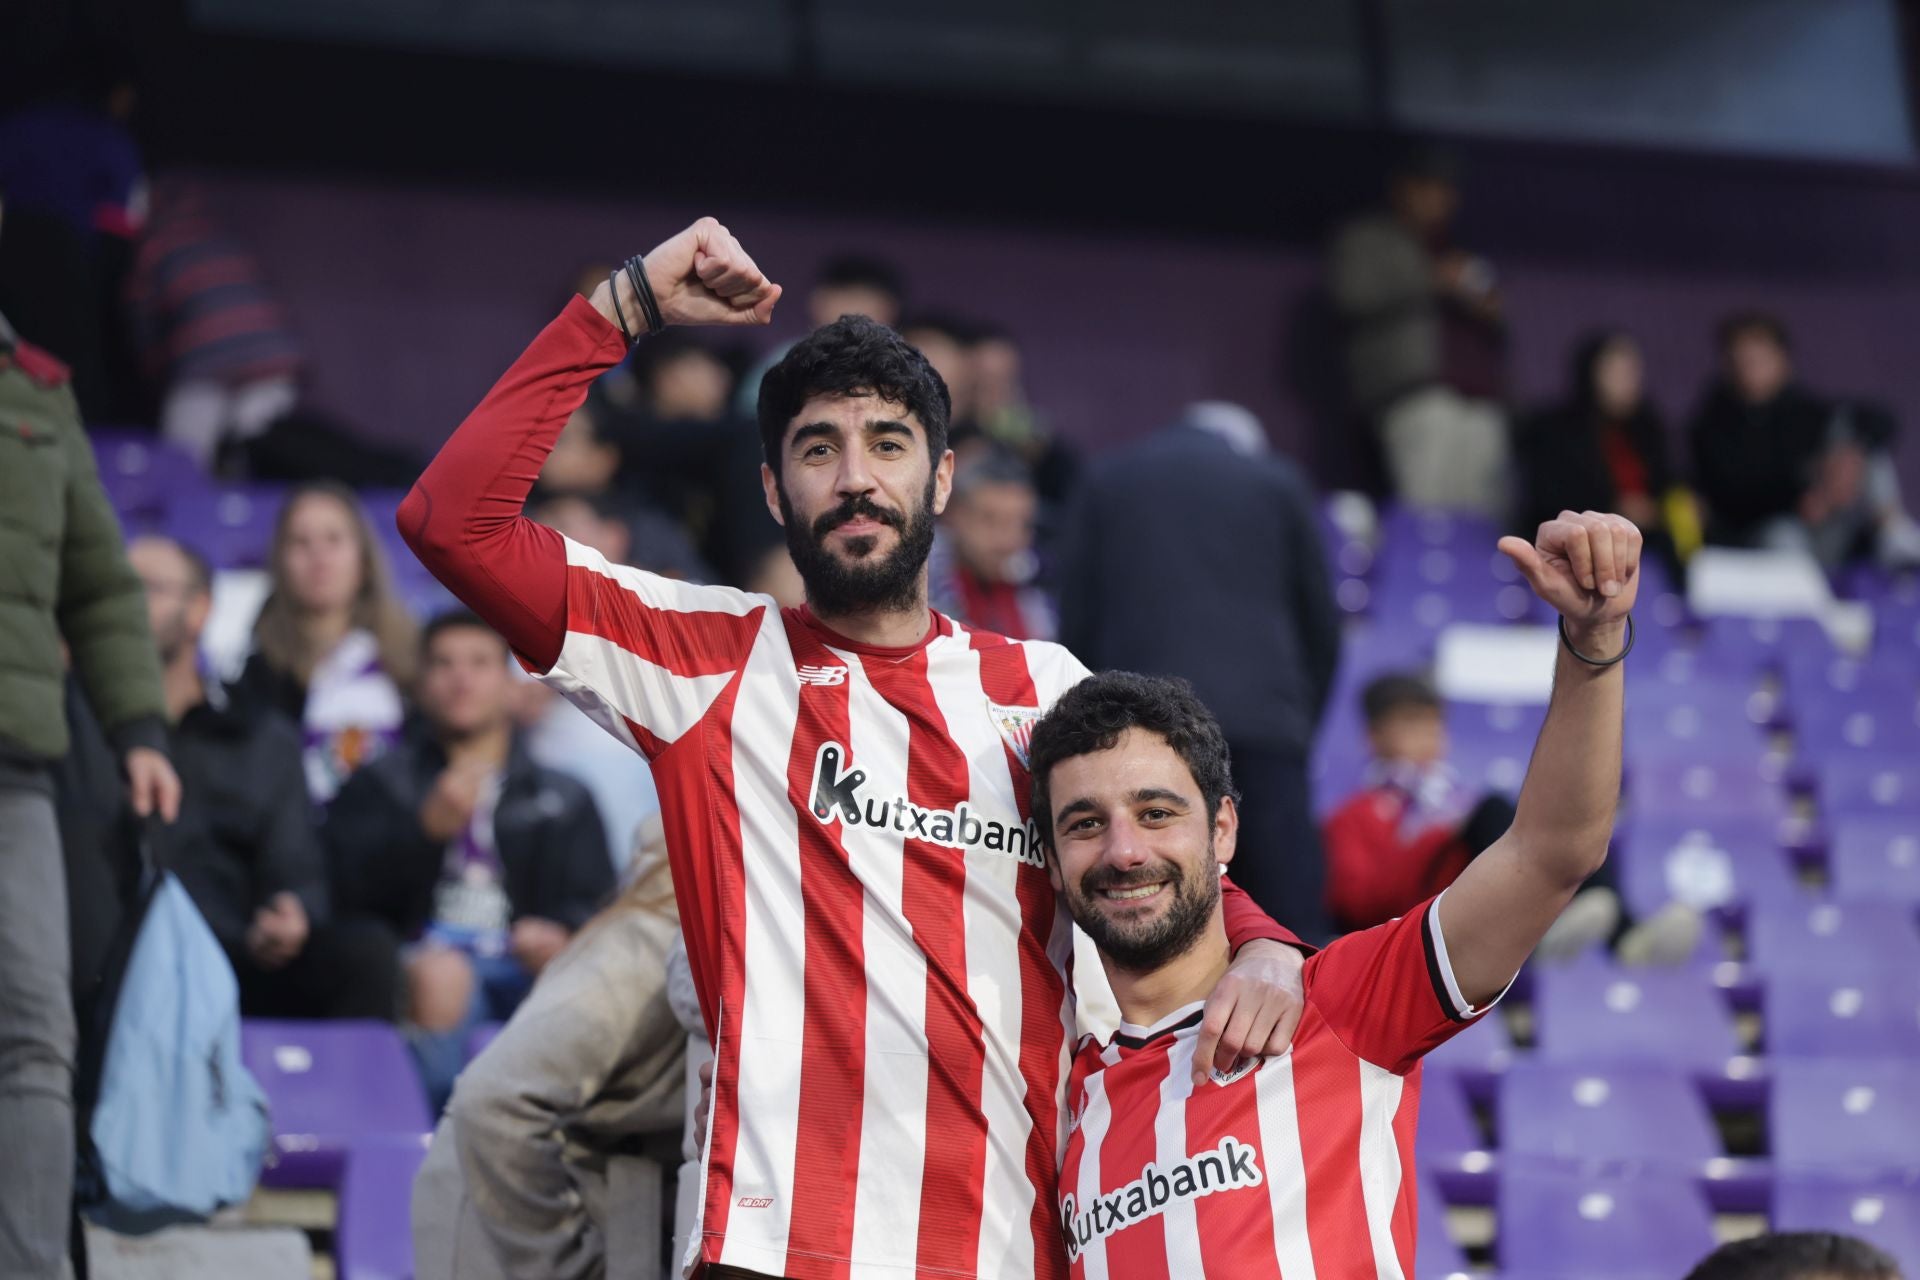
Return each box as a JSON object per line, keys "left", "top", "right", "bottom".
{"left": 808, "top": 741, "right": 1045, "bottom": 869}
{"left": 1059, "top": 1136, "right": 1264, "bottom": 1261}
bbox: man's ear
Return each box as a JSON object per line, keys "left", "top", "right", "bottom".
{"left": 761, "top": 462, "right": 785, "bottom": 526}
{"left": 931, "top": 448, "right": 956, "bottom": 517}
{"left": 1212, "top": 795, "right": 1239, "bottom": 870}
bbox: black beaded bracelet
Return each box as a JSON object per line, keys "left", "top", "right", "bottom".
{"left": 607, "top": 269, "right": 637, "bottom": 345}
{"left": 625, "top": 254, "right": 665, "bottom": 334}
{"left": 1558, "top": 614, "right": 1635, "bottom": 667}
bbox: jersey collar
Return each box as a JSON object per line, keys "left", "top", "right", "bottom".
{"left": 1112, "top": 1000, "right": 1208, "bottom": 1050}
{"left": 791, "top": 604, "right": 953, "bottom": 659}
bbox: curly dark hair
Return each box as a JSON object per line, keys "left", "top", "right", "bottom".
{"left": 757, "top": 314, "right": 951, "bottom": 477}
{"left": 1028, "top": 672, "right": 1239, "bottom": 852}
{"left": 1683, "top": 1232, "right": 1899, "bottom": 1280}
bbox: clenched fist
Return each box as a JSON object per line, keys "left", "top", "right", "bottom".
{"left": 1498, "top": 510, "right": 1641, "bottom": 657}
{"left": 592, "top": 217, "right": 781, "bottom": 331}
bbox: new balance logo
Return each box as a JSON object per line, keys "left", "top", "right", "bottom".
{"left": 1058, "top": 1136, "right": 1264, "bottom": 1261}
{"left": 796, "top": 664, "right": 849, "bottom": 686}
{"left": 808, "top": 740, "right": 1045, "bottom": 869}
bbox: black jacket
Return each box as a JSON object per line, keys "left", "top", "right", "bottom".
{"left": 156, "top": 682, "right": 330, "bottom": 950}
{"left": 1057, "top": 423, "right": 1340, "bottom": 755}
{"left": 1514, "top": 338, "right": 1674, "bottom": 536}
{"left": 324, "top": 728, "right": 614, "bottom": 937}
{"left": 1688, "top": 381, "right": 1831, "bottom": 544}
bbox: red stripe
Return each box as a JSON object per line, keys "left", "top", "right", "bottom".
{"left": 647, "top": 664, "right": 752, "bottom": 1267}
{"left": 164, "top": 255, "right": 261, "bottom": 299}
{"left": 168, "top": 301, "right": 287, "bottom": 352}
{"left": 1093, "top": 1045, "right": 1170, "bottom": 1273}
{"left": 1057, "top": 1060, "right": 1091, "bottom": 1280}
{"left": 1288, "top": 1016, "right": 1369, "bottom": 1274}
{"left": 1187, "top": 1071, "right": 1283, "bottom": 1279}
{"left": 568, "top": 563, "right": 762, "bottom": 680}
{"left": 781, "top": 617, "right": 866, "bottom": 1277}
{"left": 975, "top": 639, "right": 1072, "bottom": 1280}
{"left": 864, "top": 654, "right": 990, "bottom": 1273}
{"left": 1387, "top": 1070, "right": 1423, "bottom": 1275}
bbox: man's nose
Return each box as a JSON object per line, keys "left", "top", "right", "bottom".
{"left": 835, "top": 448, "right": 877, "bottom": 497}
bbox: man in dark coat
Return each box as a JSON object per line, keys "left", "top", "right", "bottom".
{"left": 1058, "top": 403, "right": 1341, "bottom": 940}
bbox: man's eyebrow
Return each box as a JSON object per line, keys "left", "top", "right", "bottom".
{"left": 864, "top": 418, "right": 914, "bottom": 439}
{"left": 1053, "top": 796, "right": 1101, "bottom": 829}
{"left": 789, "top": 421, "right": 843, "bottom": 449}
{"left": 1127, "top": 787, "right": 1191, "bottom": 808}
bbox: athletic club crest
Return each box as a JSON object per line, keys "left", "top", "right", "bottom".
{"left": 988, "top": 701, "right": 1041, "bottom": 769}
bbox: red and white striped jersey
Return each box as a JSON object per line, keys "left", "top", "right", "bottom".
{"left": 1057, "top": 895, "right": 1493, "bottom": 1279}
{"left": 401, "top": 298, "right": 1296, "bottom": 1280}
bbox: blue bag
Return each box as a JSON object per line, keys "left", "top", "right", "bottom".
{"left": 74, "top": 860, "right": 271, "bottom": 1234}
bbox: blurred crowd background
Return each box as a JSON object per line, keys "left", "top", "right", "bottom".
{"left": 6, "top": 1, "right": 1920, "bottom": 1277}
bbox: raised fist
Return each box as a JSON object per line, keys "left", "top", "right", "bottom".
{"left": 605, "top": 217, "right": 781, "bottom": 329}
{"left": 1497, "top": 510, "right": 1641, "bottom": 650}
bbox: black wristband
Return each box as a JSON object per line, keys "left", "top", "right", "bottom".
{"left": 607, "top": 269, "right": 636, "bottom": 346}
{"left": 1558, "top": 614, "right": 1634, "bottom": 667}
{"left": 626, "top": 254, "right": 665, "bottom": 334}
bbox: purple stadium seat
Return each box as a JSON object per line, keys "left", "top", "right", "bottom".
{"left": 335, "top": 1138, "right": 429, "bottom": 1280}
{"left": 1819, "top": 758, "right": 1920, "bottom": 818}
{"left": 1449, "top": 700, "right": 1546, "bottom": 745}
{"left": 1380, "top": 506, "right": 1499, "bottom": 553}
{"left": 1765, "top": 967, "right": 1920, "bottom": 1059}
{"left": 1781, "top": 647, "right": 1916, "bottom": 705}
{"left": 1792, "top": 697, "right": 1920, "bottom": 763}
{"left": 1531, "top": 964, "right": 1742, "bottom": 1076}
{"left": 1774, "top": 1175, "right": 1920, "bottom": 1277}
{"left": 1497, "top": 1161, "right": 1717, "bottom": 1280}
{"left": 88, "top": 429, "right": 205, "bottom": 529}
{"left": 1417, "top": 1177, "right": 1472, "bottom": 1279}
{"left": 165, "top": 483, "right": 287, "bottom": 569}
{"left": 1614, "top": 815, "right": 1804, "bottom": 920}
{"left": 241, "top": 1020, "right": 433, "bottom": 1188}
{"left": 1424, "top": 1009, "right": 1515, "bottom": 1104}
{"left": 1627, "top": 752, "right": 1788, "bottom": 822}
{"left": 1745, "top": 899, "right": 1920, "bottom": 979}
{"left": 1699, "top": 615, "right": 1834, "bottom": 678}
{"left": 1419, "top": 1068, "right": 1493, "bottom": 1202}
{"left": 1497, "top": 1062, "right": 1721, "bottom": 1167}
{"left": 1830, "top": 816, "right": 1920, "bottom": 905}
{"left": 1772, "top": 1058, "right": 1920, "bottom": 1175}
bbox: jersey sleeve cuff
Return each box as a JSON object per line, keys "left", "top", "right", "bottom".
{"left": 1422, "top": 892, "right": 1514, "bottom": 1022}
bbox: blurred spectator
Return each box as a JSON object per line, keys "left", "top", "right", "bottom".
{"left": 126, "top": 182, "right": 304, "bottom": 469}
{"left": 0, "top": 49, "right": 146, "bottom": 420}
{"left": 412, "top": 844, "right": 683, "bottom": 1280}
{"left": 1515, "top": 330, "right": 1693, "bottom": 568}
{"left": 930, "top": 449, "right": 1054, "bottom": 640}
{"left": 1325, "top": 672, "right": 1699, "bottom": 962}
{"left": 1329, "top": 144, "right": 1510, "bottom": 517}
{"left": 325, "top": 611, "right": 615, "bottom": 1108}
{"left": 1690, "top": 311, "right": 1920, "bottom": 567}
{"left": 965, "top": 321, "right": 1077, "bottom": 507}
{"left": 629, "top": 328, "right": 737, "bottom": 424}
{"left": 1058, "top": 401, "right": 1339, "bottom": 938}
{"left": 129, "top": 534, "right": 400, "bottom": 1019}
{"left": 0, "top": 283, "right": 178, "bottom": 1278}
{"left": 734, "top": 252, "right": 905, "bottom": 416}
{"left": 1685, "top": 1232, "right": 1902, "bottom": 1280}
{"left": 901, "top": 312, "right": 979, "bottom": 431}
{"left": 234, "top": 481, "right": 416, "bottom": 805}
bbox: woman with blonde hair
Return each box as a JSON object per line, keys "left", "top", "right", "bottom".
{"left": 234, "top": 480, "right": 417, "bottom": 803}
{"left": 413, "top": 822, "right": 689, "bottom": 1280}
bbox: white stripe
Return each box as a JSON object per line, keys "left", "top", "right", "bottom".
{"left": 926, "top": 644, "right": 1038, "bottom": 1280}
{"left": 547, "top": 630, "right": 736, "bottom": 751}
{"left": 559, "top": 533, "right": 765, "bottom": 616}
{"left": 1356, "top": 1061, "right": 1409, "bottom": 1279}
{"left": 1426, "top": 893, "right": 1514, "bottom": 1019}
{"left": 843, "top": 656, "right": 928, "bottom": 1277}
{"left": 1074, "top": 1069, "right": 1113, "bottom": 1280}
{"left": 717, "top": 624, "right": 805, "bottom": 1269}
{"left": 1256, "top": 1053, "right": 1318, "bottom": 1279}
{"left": 1156, "top": 1037, "right": 1207, "bottom": 1277}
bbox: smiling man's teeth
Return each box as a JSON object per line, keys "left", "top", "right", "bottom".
{"left": 1104, "top": 883, "right": 1164, "bottom": 901}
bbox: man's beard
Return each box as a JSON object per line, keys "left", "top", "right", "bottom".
{"left": 780, "top": 479, "right": 936, "bottom": 616}
{"left": 1065, "top": 846, "right": 1221, "bottom": 974}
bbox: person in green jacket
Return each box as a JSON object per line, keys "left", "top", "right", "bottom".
{"left": 0, "top": 190, "right": 182, "bottom": 1278}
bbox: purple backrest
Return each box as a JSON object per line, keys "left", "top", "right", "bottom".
{"left": 1497, "top": 1062, "right": 1721, "bottom": 1165}
{"left": 1746, "top": 899, "right": 1920, "bottom": 980}
{"left": 1423, "top": 1011, "right": 1516, "bottom": 1104}
{"left": 1699, "top": 615, "right": 1835, "bottom": 677}
{"left": 1416, "top": 1067, "right": 1485, "bottom": 1161}
{"left": 1765, "top": 967, "right": 1920, "bottom": 1059}
{"left": 240, "top": 1020, "right": 433, "bottom": 1189}
{"left": 1614, "top": 815, "right": 1804, "bottom": 920}
{"left": 1531, "top": 964, "right": 1742, "bottom": 1075}
{"left": 334, "top": 1138, "right": 430, "bottom": 1280}
{"left": 1792, "top": 697, "right": 1920, "bottom": 762}
{"left": 1774, "top": 1175, "right": 1920, "bottom": 1277}
{"left": 1627, "top": 752, "right": 1789, "bottom": 821}
{"left": 164, "top": 484, "right": 288, "bottom": 570}
{"left": 1497, "top": 1160, "right": 1718, "bottom": 1279}
{"left": 1379, "top": 506, "right": 1500, "bottom": 553}
{"left": 1416, "top": 1176, "right": 1470, "bottom": 1279}
{"left": 1830, "top": 816, "right": 1920, "bottom": 905}
{"left": 1771, "top": 1058, "right": 1920, "bottom": 1174}
{"left": 1819, "top": 759, "right": 1920, "bottom": 818}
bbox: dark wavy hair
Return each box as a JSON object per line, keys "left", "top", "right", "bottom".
{"left": 756, "top": 314, "right": 951, "bottom": 479}
{"left": 1028, "top": 672, "right": 1239, "bottom": 852}
{"left": 1683, "top": 1232, "right": 1899, "bottom": 1280}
